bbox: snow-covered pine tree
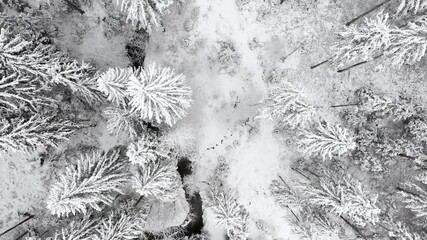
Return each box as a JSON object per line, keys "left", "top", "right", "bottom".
{"left": 131, "top": 160, "right": 181, "bottom": 202}
{"left": 46, "top": 150, "right": 128, "bottom": 217}
{"left": 0, "top": 72, "right": 50, "bottom": 113}
{"left": 50, "top": 216, "right": 99, "bottom": 240}
{"left": 257, "top": 82, "right": 317, "bottom": 129}
{"left": 398, "top": 181, "right": 427, "bottom": 221}
{"left": 301, "top": 172, "right": 381, "bottom": 227}
{"left": 127, "top": 63, "right": 192, "bottom": 126}
{"left": 117, "top": 0, "right": 176, "bottom": 32}
{"left": 104, "top": 107, "right": 142, "bottom": 139}
{"left": 387, "top": 18, "right": 427, "bottom": 66}
{"left": 127, "top": 135, "right": 169, "bottom": 166}
{"left": 159, "top": 123, "right": 197, "bottom": 158}
{"left": 299, "top": 121, "right": 356, "bottom": 161}
{"left": 0, "top": 115, "right": 76, "bottom": 154}
{"left": 93, "top": 212, "right": 145, "bottom": 240}
{"left": 97, "top": 68, "right": 132, "bottom": 107}
{"left": 0, "top": 27, "right": 99, "bottom": 103}
{"left": 270, "top": 178, "right": 340, "bottom": 240}
{"left": 205, "top": 186, "right": 249, "bottom": 240}
{"left": 395, "top": 0, "right": 427, "bottom": 16}
{"left": 97, "top": 63, "right": 192, "bottom": 127}
{"left": 332, "top": 13, "right": 392, "bottom": 66}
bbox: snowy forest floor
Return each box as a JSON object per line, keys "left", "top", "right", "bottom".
{"left": 2, "top": 0, "right": 427, "bottom": 239}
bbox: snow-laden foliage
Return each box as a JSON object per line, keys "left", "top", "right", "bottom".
{"left": 127, "top": 64, "right": 192, "bottom": 126}
{"left": 388, "top": 221, "right": 424, "bottom": 240}
{"left": 387, "top": 18, "right": 427, "bottom": 66}
{"left": 159, "top": 123, "right": 197, "bottom": 157}
{"left": 93, "top": 212, "right": 145, "bottom": 240}
{"left": 117, "top": 0, "right": 176, "bottom": 32}
{"left": 270, "top": 178, "right": 303, "bottom": 210}
{"left": 0, "top": 116, "right": 76, "bottom": 154}
{"left": 399, "top": 181, "right": 427, "bottom": 221}
{"left": 46, "top": 150, "right": 128, "bottom": 217}
{"left": 396, "top": 0, "right": 427, "bottom": 16}
{"left": 50, "top": 216, "right": 99, "bottom": 240}
{"left": 127, "top": 135, "right": 168, "bottom": 166}
{"left": 97, "top": 68, "right": 131, "bottom": 106}
{"left": 0, "top": 73, "right": 50, "bottom": 113}
{"left": 131, "top": 160, "right": 181, "bottom": 202}
{"left": 332, "top": 13, "right": 391, "bottom": 66}
{"left": 407, "top": 118, "right": 427, "bottom": 145}
{"left": 299, "top": 121, "right": 356, "bottom": 161}
{"left": 356, "top": 87, "right": 424, "bottom": 121}
{"left": 301, "top": 172, "right": 381, "bottom": 227}
{"left": 104, "top": 107, "right": 141, "bottom": 139}
{"left": 97, "top": 63, "right": 192, "bottom": 127}
{"left": 0, "top": 27, "right": 99, "bottom": 103}
{"left": 258, "top": 82, "right": 317, "bottom": 129}
{"left": 205, "top": 186, "right": 250, "bottom": 240}
{"left": 270, "top": 178, "right": 340, "bottom": 240}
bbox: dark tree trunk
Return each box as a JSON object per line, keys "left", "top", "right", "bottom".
{"left": 345, "top": 0, "right": 392, "bottom": 26}
{"left": 0, "top": 215, "right": 34, "bottom": 237}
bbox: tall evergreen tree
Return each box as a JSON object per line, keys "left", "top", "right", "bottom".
{"left": 46, "top": 150, "right": 128, "bottom": 217}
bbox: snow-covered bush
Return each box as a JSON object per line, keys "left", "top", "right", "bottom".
{"left": 51, "top": 216, "right": 99, "bottom": 240}
{"left": 46, "top": 150, "right": 128, "bottom": 217}
{"left": 0, "top": 116, "right": 76, "bottom": 154}
{"left": 97, "top": 63, "right": 193, "bottom": 127}
{"left": 258, "top": 82, "right": 317, "bottom": 129}
{"left": 131, "top": 160, "right": 181, "bottom": 202}
{"left": 117, "top": 0, "right": 178, "bottom": 32}
{"left": 407, "top": 118, "right": 427, "bottom": 146}
{"left": 205, "top": 185, "right": 249, "bottom": 240}
{"left": 301, "top": 172, "right": 381, "bottom": 227}
{"left": 299, "top": 121, "right": 356, "bottom": 161}
{"left": 217, "top": 41, "right": 241, "bottom": 74}
{"left": 127, "top": 135, "right": 169, "bottom": 166}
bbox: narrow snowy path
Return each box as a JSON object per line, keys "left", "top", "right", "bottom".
{"left": 146, "top": 0, "right": 296, "bottom": 238}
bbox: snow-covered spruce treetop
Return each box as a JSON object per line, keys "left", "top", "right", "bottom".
{"left": 117, "top": 0, "right": 182, "bottom": 32}
{"left": 46, "top": 150, "right": 128, "bottom": 217}
{"left": 131, "top": 160, "right": 181, "bottom": 202}
{"left": 301, "top": 171, "right": 381, "bottom": 227}
{"left": 332, "top": 13, "right": 392, "bottom": 66}
{"left": 257, "top": 82, "right": 317, "bottom": 129}
{"left": 97, "top": 63, "right": 192, "bottom": 127}
{"left": 299, "top": 121, "right": 356, "bottom": 161}
{"left": 127, "top": 134, "right": 169, "bottom": 166}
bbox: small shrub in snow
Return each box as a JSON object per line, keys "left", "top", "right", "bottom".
{"left": 104, "top": 107, "right": 143, "bottom": 139}
{"left": 46, "top": 150, "right": 128, "bottom": 217}
{"left": 159, "top": 124, "right": 197, "bottom": 157}
{"left": 217, "top": 41, "right": 241, "bottom": 75}
{"left": 93, "top": 212, "right": 145, "bottom": 240}
{"left": 388, "top": 221, "right": 425, "bottom": 240}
